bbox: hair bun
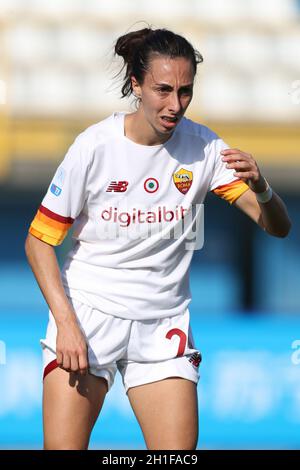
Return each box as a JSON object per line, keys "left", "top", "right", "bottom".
{"left": 115, "top": 28, "right": 152, "bottom": 63}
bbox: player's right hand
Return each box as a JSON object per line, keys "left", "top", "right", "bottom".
{"left": 56, "top": 321, "right": 89, "bottom": 375}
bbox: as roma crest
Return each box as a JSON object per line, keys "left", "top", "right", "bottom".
{"left": 173, "top": 168, "right": 193, "bottom": 194}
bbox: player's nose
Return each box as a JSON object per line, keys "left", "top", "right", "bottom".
{"left": 167, "top": 91, "right": 181, "bottom": 114}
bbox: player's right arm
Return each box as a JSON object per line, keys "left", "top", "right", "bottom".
{"left": 24, "top": 135, "right": 92, "bottom": 375}
{"left": 25, "top": 232, "right": 89, "bottom": 374}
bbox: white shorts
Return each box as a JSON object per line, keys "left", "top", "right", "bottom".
{"left": 40, "top": 297, "right": 202, "bottom": 393}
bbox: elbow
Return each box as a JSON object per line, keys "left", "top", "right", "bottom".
{"left": 24, "top": 233, "right": 31, "bottom": 259}
{"left": 278, "top": 220, "right": 292, "bottom": 238}
{"left": 273, "top": 230, "right": 290, "bottom": 239}
{"left": 25, "top": 232, "right": 36, "bottom": 261}
{"left": 265, "top": 219, "right": 292, "bottom": 238}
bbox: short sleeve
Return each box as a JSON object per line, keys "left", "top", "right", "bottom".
{"left": 208, "top": 136, "right": 249, "bottom": 205}
{"left": 28, "top": 136, "right": 90, "bottom": 246}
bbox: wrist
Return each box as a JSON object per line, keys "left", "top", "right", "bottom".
{"left": 249, "top": 176, "right": 268, "bottom": 193}
{"left": 255, "top": 178, "right": 273, "bottom": 203}
{"left": 54, "top": 309, "right": 78, "bottom": 328}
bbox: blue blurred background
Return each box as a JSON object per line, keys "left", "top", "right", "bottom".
{"left": 1, "top": 0, "right": 300, "bottom": 449}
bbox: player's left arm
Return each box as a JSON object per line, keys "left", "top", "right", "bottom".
{"left": 221, "top": 148, "right": 291, "bottom": 238}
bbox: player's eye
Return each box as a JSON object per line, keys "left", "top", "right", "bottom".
{"left": 180, "top": 88, "right": 193, "bottom": 96}
{"left": 157, "top": 87, "right": 171, "bottom": 94}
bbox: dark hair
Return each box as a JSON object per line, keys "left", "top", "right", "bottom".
{"left": 114, "top": 27, "right": 203, "bottom": 98}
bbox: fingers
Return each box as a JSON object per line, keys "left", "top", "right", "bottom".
{"left": 57, "top": 352, "right": 72, "bottom": 372}
{"left": 57, "top": 352, "right": 71, "bottom": 372}
{"left": 56, "top": 326, "right": 89, "bottom": 375}
{"left": 221, "top": 149, "right": 251, "bottom": 162}
{"left": 78, "top": 352, "right": 89, "bottom": 376}
{"left": 232, "top": 171, "right": 256, "bottom": 180}
{"left": 223, "top": 155, "right": 252, "bottom": 176}
{"left": 221, "top": 148, "right": 248, "bottom": 156}
{"left": 221, "top": 148, "right": 260, "bottom": 182}
{"left": 224, "top": 160, "right": 250, "bottom": 170}
{"left": 70, "top": 354, "right": 79, "bottom": 373}
{"left": 56, "top": 350, "right": 63, "bottom": 368}
{"left": 56, "top": 349, "right": 89, "bottom": 375}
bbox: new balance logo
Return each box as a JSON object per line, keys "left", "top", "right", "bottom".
{"left": 106, "top": 181, "right": 128, "bottom": 192}
{"left": 188, "top": 352, "right": 202, "bottom": 368}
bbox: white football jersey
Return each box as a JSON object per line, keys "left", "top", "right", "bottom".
{"left": 29, "top": 112, "right": 249, "bottom": 320}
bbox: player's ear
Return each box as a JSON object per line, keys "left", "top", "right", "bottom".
{"left": 131, "top": 76, "right": 141, "bottom": 99}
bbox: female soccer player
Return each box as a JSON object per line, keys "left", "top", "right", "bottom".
{"left": 25, "top": 28, "right": 291, "bottom": 450}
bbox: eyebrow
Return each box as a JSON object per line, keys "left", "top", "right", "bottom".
{"left": 154, "top": 82, "right": 194, "bottom": 89}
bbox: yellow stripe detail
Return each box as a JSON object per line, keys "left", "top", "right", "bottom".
{"left": 29, "top": 227, "right": 65, "bottom": 246}
{"left": 213, "top": 180, "right": 249, "bottom": 204}
{"left": 29, "top": 215, "right": 69, "bottom": 245}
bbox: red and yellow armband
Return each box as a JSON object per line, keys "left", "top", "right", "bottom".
{"left": 212, "top": 179, "right": 249, "bottom": 204}
{"left": 29, "top": 205, "right": 74, "bottom": 246}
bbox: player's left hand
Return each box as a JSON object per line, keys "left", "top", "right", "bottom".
{"left": 221, "top": 148, "right": 267, "bottom": 193}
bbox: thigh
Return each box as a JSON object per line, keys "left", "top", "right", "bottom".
{"left": 43, "top": 367, "right": 108, "bottom": 450}
{"left": 127, "top": 377, "right": 198, "bottom": 450}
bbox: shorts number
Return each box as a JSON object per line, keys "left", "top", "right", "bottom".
{"left": 166, "top": 328, "right": 187, "bottom": 357}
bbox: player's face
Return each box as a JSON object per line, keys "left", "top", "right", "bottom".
{"left": 132, "top": 55, "right": 194, "bottom": 139}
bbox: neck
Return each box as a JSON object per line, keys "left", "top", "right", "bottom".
{"left": 124, "top": 108, "right": 172, "bottom": 146}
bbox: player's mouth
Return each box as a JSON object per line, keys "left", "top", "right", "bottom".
{"left": 160, "top": 115, "right": 179, "bottom": 130}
